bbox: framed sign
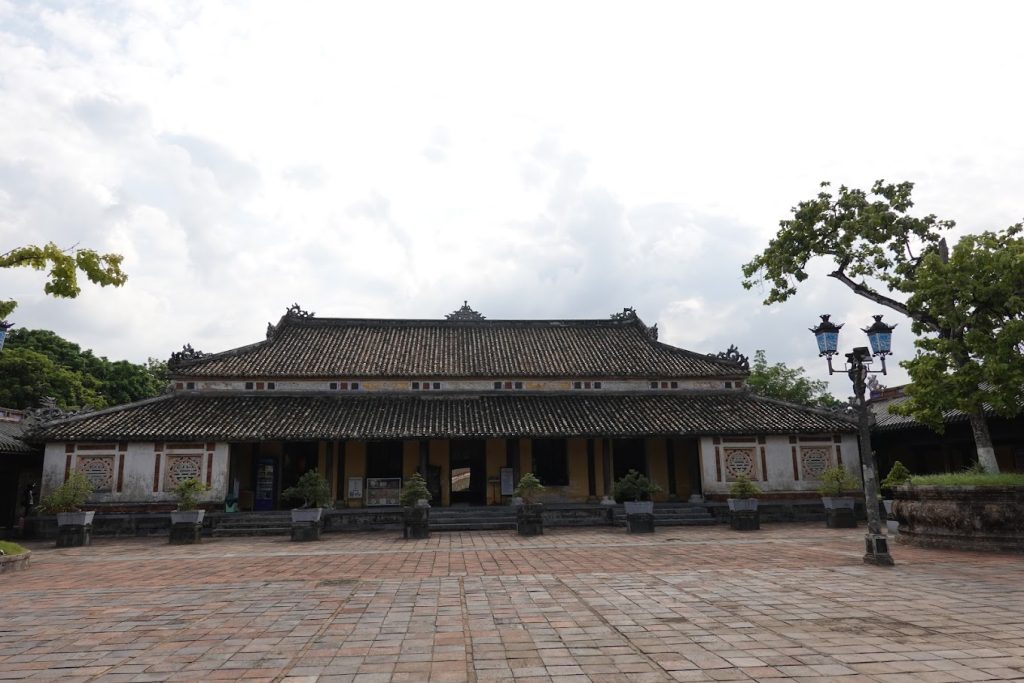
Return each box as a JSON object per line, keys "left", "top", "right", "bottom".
{"left": 500, "top": 467, "right": 515, "bottom": 496}
{"left": 347, "top": 477, "right": 364, "bottom": 500}
{"left": 365, "top": 477, "right": 402, "bottom": 506}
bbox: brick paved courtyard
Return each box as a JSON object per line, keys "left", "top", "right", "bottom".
{"left": 2, "top": 524, "right": 1023, "bottom": 682}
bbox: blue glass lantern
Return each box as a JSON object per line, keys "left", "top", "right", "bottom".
{"left": 863, "top": 315, "right": 896, "bottom": 357}
{"left": 809, "top": 314, "right": 843, "bottom": 357}
{"left": 0, "top": 321, "right": 12, "bottom": 352}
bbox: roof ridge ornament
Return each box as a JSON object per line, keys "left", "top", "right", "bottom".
{"left": 285, "top": 303, "right": 315, "bottom": 319}
{"left": 711, "top": 344, "right": 750, "bottom": 371}
{"left": 446, "top": 300, "right": 485, "bottom": 321}
{"left": 610, "top": 307, "right": 637, "bottom": 321}
{"left": 168, "top": 343, "right": 206, "bottom": 369}
{"left": 24, "top": 396, "right": 93, "bottom": 428}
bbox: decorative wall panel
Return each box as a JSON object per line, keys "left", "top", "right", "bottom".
{"left": 77, "top": 455, "right": 115, "bottom": 492}
{"left": 723, "top": 447, "right": 757, "bottom": 481}
{"left": 800, "top": 446, "right": 832, "bottom": 480}
{"left": 165, "top": 455, "right": 203, "bottom": 490}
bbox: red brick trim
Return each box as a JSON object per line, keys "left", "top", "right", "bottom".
{"left": 167, "top": 442, "right": 202, "bottom": 450}
{"left": 65, "top": 443, "right": 75, "bottom": 453}
{"left": 205, "top": 442, "right": 215, "bottom": 451}
{"left": 64, "top": 453, "right": 72, "bottom": 482}
{"left": 791, "top": 446, "right": 799, "bottom": 480}
{"left": 116, "top": 453, "right": 125, "bottom": 492}
{"left": 153, "top": 453, "right": 162, "bottom": 492}
{"left": 714, "top": 446, "right": 722, "bottom": 482}
{"left": 760, "top": 446, "right": 768, "bottom": 481}
{"left": 712, "top": 436, "right": 721, "bottom": 445}
{"left": 205, "top": 452, "right": 213, "bottom": 486}
{"left": 833, "top": 433, "right": 842, "bottom": 443}
{"left": 154, "top": 442, "right": 164, "bottom": 452}
{"left": 789, "top": 435, "right": 797, "bottom": 444}
{"left": 757, "top": 436, "right": 766, "bottom": 445}
{"left": 836, "top": 445, "right": 843, "bottom": 466}
{"left": 77, "top": 443, "right": 116, "bottom": 451}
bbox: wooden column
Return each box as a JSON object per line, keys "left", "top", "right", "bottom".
{"left": 419, "top": 439, "right": 429, "bottom": 475}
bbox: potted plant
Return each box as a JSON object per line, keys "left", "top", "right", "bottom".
{"left": 400, "top": 472, "right": 432, "bottom": 539}
{"left": 818, "top": 465, "right": 859, "bottom": 528}
{"left": 880, "top": 461, "right": 911, "bottom": 533}
{"left": 282, "top": 470, "right": 332, "bottom": 541}
{"left": 171, "top": 478, "right": 208, "bottom": 524}
{"left": 614, "top": 469, "right": 661, "bottom": 533}
{"left": 167, "top": 478, "right": 208, "bottom": 544}
{"left": 39, "top": 471, "right": 95, "bottom": 547}
{"left": 727, "top": 475, "right": 761, "bottom": 531}
{"left": 513, "top": 472, "right": 545, "bottom": 536}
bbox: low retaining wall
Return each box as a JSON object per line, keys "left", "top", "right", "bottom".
{"left": 893, "top": 486, "right": 1024, "bottom": 553}
{"left": 0, "top": 550, "right": 31, "bottom": 573}
{"left": 706, "top": 499, "right": 866, "bottom": 523}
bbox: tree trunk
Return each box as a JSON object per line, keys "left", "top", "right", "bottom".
{"left": 967, "top": 404, "right": 1000, "bottom": 473}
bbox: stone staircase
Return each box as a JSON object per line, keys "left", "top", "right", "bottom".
{"left": 208, "top": 511, "right": 293, "bottom": 537}
{"left": 428, "top": 506, "right": 517, "bottom": 532}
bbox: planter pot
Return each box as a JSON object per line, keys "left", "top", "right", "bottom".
{"left": 517, "top": 503, "right": 544, "bottom": 536}
{"left": 623, "top": 501, "right": 654, "bottom": 515}
{"left": 882, "top": 499, "right": 894, "bottom": 515}
{"left": 886, "top": 519, "right": 900, "bottom": 534}
{"left": 727, "top": 498, "right": 758, "bottom": 512}
{"left": 821, "top": 497, "right": 856, "bottom": 510}
{"left": 170, "top": 510, "right": 206, "bottom": 525}
{"left": 893, "top": 485, "right": 1024, "bottom": 552}
{"left": 57, "top": 511, "right": 95, "bottom": 527}
{"left": 291, "top": 508, "right": 323, "bottom": 524}
{"left": 403, "top": 503, "right": 430, "bottom": 539}
{"left": 56, "top": 511, "right": 94, "bottom": 547}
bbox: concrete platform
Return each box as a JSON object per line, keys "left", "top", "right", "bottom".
{"left": 4, "top": 523, "right": 1024, "bottom": 681}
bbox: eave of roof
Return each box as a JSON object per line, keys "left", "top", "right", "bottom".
{"left": 33, "top": 391, "right": 855, "bottom": 442}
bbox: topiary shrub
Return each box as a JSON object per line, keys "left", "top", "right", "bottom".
{"left": 818, "top": 466, "right": 858, "bottom": 497}
{"left": 613, "top": 469, "right": 661, "bottom": 502}
{"left": 282, "top": 470, "right": 333, "bottom": 509}
{"left": 728, "top": 475, "right": 761, "bottom": 499}
{"left": 881, "top": 461, "right": 912, "bottom": 492}
{"left": 400, "top": 472, "right": 432, "bottom": 507}
{"left": 173, "top": 478, "right": 209, "bottom": 511}
{"left": 39, "top": 471, "right": 93, "bottom": 513}
{"left": 513, "top": 473, "right": 545, "bottom": 504}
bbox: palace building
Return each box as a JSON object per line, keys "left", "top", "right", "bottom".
{"left": 34, "top": 304, "right": 859, "bottom": 510}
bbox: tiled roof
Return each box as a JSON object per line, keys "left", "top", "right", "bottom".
{"left": 33, "top": 392, "right": 854, "bottom": 442}
{"left": 170, "top": 316, "right": 746, "bottom": 379}
{"left": 871, "top": 392, "right": 993, "bottom": 432}
{"left": 0, "top": 420, "right": 32, "bottom": 454}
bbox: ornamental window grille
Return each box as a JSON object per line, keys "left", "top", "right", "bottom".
{"left": 723, "top": 447, "right": 757, "bottom": 481}
{"left": 77, "top": 455, "right": 115, "bottom": 493}
{"left": 165, "top": 455, "right": 203, "bottom": 490}
{"left": 800, "top": 447, "right": 832, "bottom": 480}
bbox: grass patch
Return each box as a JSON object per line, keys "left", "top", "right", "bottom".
{"left": 0, "top": 540, "right": 28, "bottom": 556}
{"left": 908, "top": 472, "right": 1024, "bottom": 487}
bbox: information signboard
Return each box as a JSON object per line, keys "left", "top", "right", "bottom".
{"left": 365, "top": 477, "right": 402, "bottom": 506}
{"left": 500, "top": 467, "right": 515, "bottom": 496}
{"left": 347, "top": 477, "right": 363, "bottom": 500}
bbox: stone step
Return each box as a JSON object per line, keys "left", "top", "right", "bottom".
{"left": 210, "top": 527, "right": 292, "bottom": 537}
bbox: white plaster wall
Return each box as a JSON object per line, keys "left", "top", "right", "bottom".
{"left": 185, "top": 378, "right": 744, "bottom": 393}
{"left": 41, "top": 441, "right": 229, "bottom": 505}
{"left": 700, "top": 434, "right": 861, "bottom": 495}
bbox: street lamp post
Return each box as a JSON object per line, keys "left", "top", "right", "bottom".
{"left": 810, "top": 314, "right": 896, "bottom": 567}
{"left": 0, "top": 320, "right": 13, "bottom": 352}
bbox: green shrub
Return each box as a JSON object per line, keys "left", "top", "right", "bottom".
{"left": 282, "top": 469, "right": 333, "bottom": 508}
{"left": 881, "top": 461, "right": 912, "bottom": 490}
{"left": 613, "top": 469, "right": 662, "bottom": 502}
{"left": 908, "top": 471, "right": 1024, "bottom": 487}
{"left": 513, "top": 472, "right": 545, "bottom": 504}
{"left": 817, "top": 466, "right": 858, "bottom": 497}
{"left": 0, "top": 541, "right": 28, "bottom": 556}
{"left": 400, "top": 472, "right": 432, "bottom": 507}
{"left": 728, "top": 475, "right": 761, "bottom": 499}
{"left": 39, "top": 471, "right": 93, "bottom": 513}
{"left": 173, "top": 478, "right": 209, "bottom": 511}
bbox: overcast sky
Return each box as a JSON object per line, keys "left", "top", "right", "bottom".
{"left": 2, "top": 1, "right": 1023, "bottom": 400}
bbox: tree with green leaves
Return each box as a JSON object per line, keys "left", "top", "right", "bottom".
{"left": 1, "top": 242, "right": 127, "bottom": 320}
{"left": 746, "top": 350, "right": 841, "bottom": 409}
{"left": 742, "top": 180, "right": 1022, "bottom": 472}
{"left": 0, "top": 328, "right": 167, "bottom": 410}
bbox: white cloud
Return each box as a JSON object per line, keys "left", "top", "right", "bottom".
{"left": 1, "top": 0, "right": 1022, "bottom": 403}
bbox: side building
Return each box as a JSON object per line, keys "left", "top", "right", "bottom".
{"left": 34, "top": 305, "right": 858, "bottom": 510}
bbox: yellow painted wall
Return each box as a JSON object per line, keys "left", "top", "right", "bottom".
{"left": 646, "top": 438, "right": 670, "bottom": 502}
{"left": 429, "top": 439, "right": 450, "bottom": 506}
{"left": 565, "top": 438, "right": 590, "bottom": 501}
{"left": 672, "top": 438, "right": 695, "bottom": 498}
{"left": 518, "top": 438, "right": 532, "bottom": 480}
{"left": 345, "top": 441, "right": 366, "bottom": 507}
{"left": 403, "top": 440, "right": 419, "bottom": 479}
{"left": 485, "top": 439, "right": 506, "bottom": 504}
